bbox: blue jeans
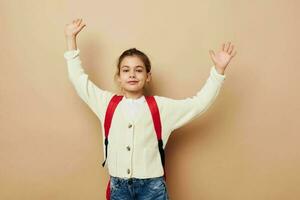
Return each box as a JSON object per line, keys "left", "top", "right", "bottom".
{"left": 110, "top": 175, "right": 170, "bottom": 200}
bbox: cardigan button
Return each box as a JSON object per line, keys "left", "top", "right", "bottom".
{"left": 128, "top": 124, "right": 133, "bottom": 128}
{"left": 127, "top": 169, "right": 131, "bottom": 174}
{"left": 126, "top": 146, "right": 131, "bottom": 151}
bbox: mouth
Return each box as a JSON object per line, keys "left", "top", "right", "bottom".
{"left": 127, "top": 81, "right": 139, "bottom": 85}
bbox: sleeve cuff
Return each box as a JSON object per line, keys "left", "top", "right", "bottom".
{"left": 211, "top": 66, "right": 226, "bottom": 81}
{"left": 63, "top": 48, "right": 80, "bottom": 60}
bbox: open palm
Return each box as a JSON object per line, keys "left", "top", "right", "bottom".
{"left": 64, "top": 18, "right": 86, "bottom": 38}
{"left": 209, "top": 42, "right": 237, "bottom": 72}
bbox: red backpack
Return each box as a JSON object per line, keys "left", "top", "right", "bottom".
{"left": 101, "top": 95, "right": 166, "bottom": 200}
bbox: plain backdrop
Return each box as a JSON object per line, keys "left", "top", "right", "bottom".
{"left": 1, "top": 0, "right": 300, "bottom": 199}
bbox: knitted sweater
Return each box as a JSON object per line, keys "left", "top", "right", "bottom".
{"left": 63, "top": 49, "right": 226, "bottom": 179}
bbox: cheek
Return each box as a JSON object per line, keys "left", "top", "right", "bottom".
{"left": 119, "top": 74, "right": 127, "bottom": 81}
{"left": 118, "top": 78, "right": 126, "bottom": 85}
{"left": 138, "top": 73, "right": 147, "bottom": 79}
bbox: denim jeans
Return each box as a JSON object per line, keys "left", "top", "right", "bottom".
{"left": 110, "top": 175, "right": 170, "bottom": 200}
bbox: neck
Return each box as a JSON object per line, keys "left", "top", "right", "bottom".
{"left": 122, "top": 90, "right": 144, "bottom": 99}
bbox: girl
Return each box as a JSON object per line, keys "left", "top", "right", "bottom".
{"left": 64, "top": 18, "right": 237, "bottom": 200}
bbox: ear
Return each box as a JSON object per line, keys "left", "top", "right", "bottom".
{"left": 146, "top": 72, "right": 152, "bottom": 83}
{"left": 117, "top": 74, "right": 121, "bottom": 83}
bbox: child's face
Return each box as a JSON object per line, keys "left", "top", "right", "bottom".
{"left": 117, "top": 56, "right": 151, "bottom": 94}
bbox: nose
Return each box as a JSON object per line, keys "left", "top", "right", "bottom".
{"left": 129, "top": 70, "right": 136, "bottom": 78}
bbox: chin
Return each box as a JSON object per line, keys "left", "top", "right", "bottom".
{"left": 126, "top": 89, "right": 142, "bottom": 92}
{"left": 124, "top": 86, "right": 143, "bottom": 92}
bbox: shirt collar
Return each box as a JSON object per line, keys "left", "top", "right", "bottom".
{"left": 123, "top": 95, "right": 146, "bottom": 103}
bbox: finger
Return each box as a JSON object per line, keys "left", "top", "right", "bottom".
{"left": 75, "top": 18, "right": 81, "bottom": 25}
{"left": 225, "top": 41, "right": 231, "bottom": 52}
{"left": 228, "top": 44, "right": 234, "bottom": 55}
{"left": 77, "top": 24, "right": 86, "bottom": 32}
{"left": 231, "top": 50, "right": 237, "bottom": 58}
{"left": 77, "top": 18, "right": 83, "bottom": 25}
{"left": 209, "top": 50, "right": 215, "bottom": 61}
{"left": 75, "top": 19, "right": 81, "bottom": 26}
{"left": 222, "top": 43, "right": 225, "bottom": 51}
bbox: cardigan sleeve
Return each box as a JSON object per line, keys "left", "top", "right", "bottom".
{"left": 159, "top": 66, "right": 226, "bottom": 132}
{"left": 63, "top": 48, "right": 115, "bottom": 120}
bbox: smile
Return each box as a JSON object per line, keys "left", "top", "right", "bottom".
{"left": 128, "top": 81, "right": 139, "bottom": 85}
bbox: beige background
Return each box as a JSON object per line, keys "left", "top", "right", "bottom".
{"left": 1, "top": 0, "right": 300, "bottom": 199}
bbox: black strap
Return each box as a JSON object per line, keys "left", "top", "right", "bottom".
{"left": 102, "top": 138, "right": 109, "bottom": 167}
{"left": 158, "top": 139, "right": 165, "bottom": 167}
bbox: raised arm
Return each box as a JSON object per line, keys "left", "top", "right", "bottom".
{"left": 64, "top": 18, "right": 114, "bottom": 120}
{"left": 161, "top": 42, "right": 237, "bottom": 132}
{"left": 159, "top": 66, "right": 226, "bottom": 132}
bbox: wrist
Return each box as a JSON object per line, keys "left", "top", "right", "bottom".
{"left": 65, "top": 35, "right": 76, "bottom": 40}
{"left": 215, "top": 67, "right": 225, "bottom": 75}
{"left": 65, "top": 36, "right": 77, "bottom": 51}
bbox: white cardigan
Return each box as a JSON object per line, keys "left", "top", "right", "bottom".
{"left": 63, "top": 49, "right": 226, "bottom": 179}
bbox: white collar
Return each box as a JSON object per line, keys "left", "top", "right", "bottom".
{"left": 123, "top": 95, "right": 146, "bottom": 103}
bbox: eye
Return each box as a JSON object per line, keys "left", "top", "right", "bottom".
{"left": 122, "top": 69, "right": 129, "bottom": 72}
{"left": 136, "top": 69, "right": 143, "bottom": 72}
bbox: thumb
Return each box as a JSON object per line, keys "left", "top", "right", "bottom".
{"left": 209, "top": 50, "right": 215, "bottom": 61}
{"left": 77, "top": 23, "right": 86, "bottom": 32}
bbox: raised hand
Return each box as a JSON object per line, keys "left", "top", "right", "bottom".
{"left": 64, "top": 18, "right": 86, "bottom": 38}
{"left": 209, "top": 42, "right": 237, "bottom": 74}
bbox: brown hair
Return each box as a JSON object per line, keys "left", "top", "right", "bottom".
{"left": 114, "top": 48, "right": 151, "bottom": 81}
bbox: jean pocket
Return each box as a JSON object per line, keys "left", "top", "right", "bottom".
{"left": 148, "top": 177, "right": 166, "bottom": 191}
{"left": 110, "top": 177, "right": 122, "bottom": 191}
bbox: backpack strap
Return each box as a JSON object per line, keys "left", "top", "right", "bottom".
{"left": 102, "top": 95, "right": 166, "bottom": 180}
{"left": 145, "top": 96, "right": 166, "bottom": 179}
{"left": 102, "top": 94, "right": 123, "bottom": 167}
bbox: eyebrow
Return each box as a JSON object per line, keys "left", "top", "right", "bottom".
{"left": 121, "top": 65, "right": 144, "bottom": 69}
